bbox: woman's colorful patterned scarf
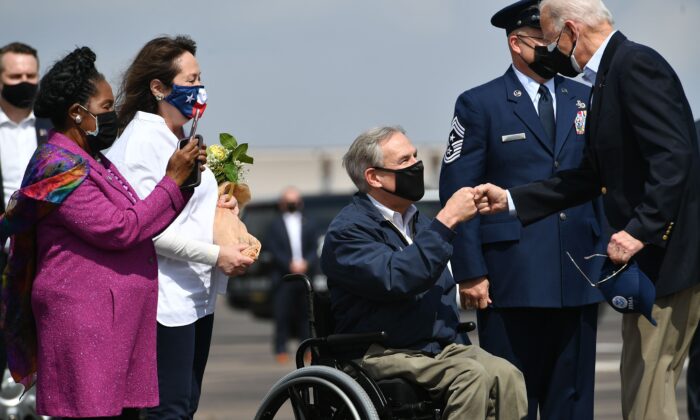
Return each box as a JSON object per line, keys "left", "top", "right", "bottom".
{"left": 0, "top": 142, "right": 88, "bottom": 389}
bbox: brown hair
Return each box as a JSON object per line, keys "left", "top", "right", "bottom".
{"left": 0, "top": 42, "right": 39, "bottom": 74}
{"left": 117, "top": 35, "right": 196, "bottom": 128}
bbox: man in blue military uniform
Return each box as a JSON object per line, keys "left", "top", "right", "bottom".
{"left": 439, "top": 2, "right": 605, "bottom": 419}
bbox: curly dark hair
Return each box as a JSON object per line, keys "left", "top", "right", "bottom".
{"left": 33, "top": 46, "right": 105, "bottom": 129}
{"left": 117, "top": 35, "right": 197, "bottom": 128}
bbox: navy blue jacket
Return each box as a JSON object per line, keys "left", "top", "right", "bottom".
{"left": 320, "top": 193, "right": 469, "bottom": 354}
{"left": 439, "top": 67, "right": 605, "bottom": 308}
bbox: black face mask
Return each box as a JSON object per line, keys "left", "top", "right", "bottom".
{"left": 284, "top": 202, "right": 299, "bottom": 213}
{"left": 1, "top": 82, "right": 37, "bottom": 109}
{"left": 517, "top": 36, "right": 558, "bottom": 80}
{"left": 80, "top": 106, "right": 119, "bottom": 154}
{"left": 374, "top": 160, "right": 425, "bottom": 202}
{"left": 532, "top": 28, "right": 582, "bottom": 78}
{"left": 528, "top": 47, "right": 559, "bottom": 79}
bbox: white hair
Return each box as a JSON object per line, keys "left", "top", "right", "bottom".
{"left": 540, "top": 0, "right": 614, "bottom": 31}
{"left": 343, "top": 126, "right": 405, "bottom": 193}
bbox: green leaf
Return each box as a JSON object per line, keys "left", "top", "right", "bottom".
{"left": 219, "top": 133, "right": 237, "bottom": 149}
{"left": 223, "top": 165, "right": 238, "bottom": 183}
{"left": 238, "top": 154, "right": 254, "bottom": 164}
{"left": 231, "top": 143, "right": 248, "bottom": 161}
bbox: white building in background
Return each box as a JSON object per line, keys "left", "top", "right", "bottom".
{"left": 243, "top": 144, "right": 447, "bottom": 201}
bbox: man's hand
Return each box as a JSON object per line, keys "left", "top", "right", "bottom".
{"left": 459, "top": 276, "right": 492, "bottom": 310}
{"left": 289, "top": 259, "right": 308, "bottom": 274}
{"left": 607, "top": 230, "right": 644, "bottom": 264}
{"left": 474, "top": 183, "right": 508, "bottom": 215}
{"left": 436, "top": 187, "right": 478, "bottom": 229}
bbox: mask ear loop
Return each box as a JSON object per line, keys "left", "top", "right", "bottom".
{"left": 78, "top": 104, "right": 99, "bottom": 136}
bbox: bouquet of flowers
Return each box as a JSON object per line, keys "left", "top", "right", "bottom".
{"left": 207, "top": 133, "right": 261, "bottom": 259}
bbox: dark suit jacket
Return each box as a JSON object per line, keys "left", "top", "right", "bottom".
{"left": 264, "top": 212, "right": 319, "bottom": 285}
{"left": 440, "top": 67, "right": 605, "bottom": 308}
{"left": 511, "top": 32, "right": 700, "bottom": 297}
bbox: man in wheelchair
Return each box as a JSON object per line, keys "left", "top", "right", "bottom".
{"left": 320, "top": 126, "right": 528, "bottom": 419}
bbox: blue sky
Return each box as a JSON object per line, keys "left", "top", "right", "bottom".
{"left": 3, "top": 0, "right": 698, "bottom": 149}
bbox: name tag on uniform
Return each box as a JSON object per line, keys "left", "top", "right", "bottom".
{"left": 501, "top": 133, "right": 526, "bottom": 142}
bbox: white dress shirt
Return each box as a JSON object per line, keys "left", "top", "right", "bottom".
{"left": 368, "top": 194, "right": 417, "bottom": 244}
{"left": 106, "top": 111, "right": 223, "bottom": 326}
{"left": 512, "top": 65, "right": 557, "bottom": 117}
{"left": 283, "top": 211, "right": 303, "bottom": 261}
{"left": 582, "top": 30, "right": 617, "bottom": 86}
{"left": 0, "top": 109, "right": 37, "bottom": 208}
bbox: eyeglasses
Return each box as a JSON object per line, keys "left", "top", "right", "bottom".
{"left": 516, "top": 34, "right": 546, "bottom": 42}
{"left": 566, "top": 252, "right": 628, "bottom": 287}
{"left": 516, "top": 34, "right": 546, "bottom": 49}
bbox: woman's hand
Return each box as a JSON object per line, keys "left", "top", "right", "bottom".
{"left": 166, "top": 138, "right": 200, "bottom": 186}
{"left": 217, "top": 244, "right": 254, "bottom": 276}
{"left": 218, "top": 194, "right": 239, "bottom": 217}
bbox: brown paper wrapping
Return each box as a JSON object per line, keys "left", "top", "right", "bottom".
{"left": 213, "top": 182, "right": 261, "bottom": 259}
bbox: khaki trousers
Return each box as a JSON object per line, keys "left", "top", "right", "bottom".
{"left": 360, "top": 343, "right": 528, "bottom": 420}
{"left": 621, "top": 282, "right": 700, "bottom": 420}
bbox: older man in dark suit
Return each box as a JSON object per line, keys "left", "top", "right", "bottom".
{"left": 475, "top": 1, "right": 700, "bottom": 418}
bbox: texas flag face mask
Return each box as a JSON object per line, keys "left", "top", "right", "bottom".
{"left": 165, "top": 84, "right": 207, "bottom": 119}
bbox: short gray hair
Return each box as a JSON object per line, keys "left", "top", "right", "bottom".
{"left": 343, "top": 126, "right": 406, "bottom": 193}
{"left": 540, "top": 0, "right": 614, "bottom": 32}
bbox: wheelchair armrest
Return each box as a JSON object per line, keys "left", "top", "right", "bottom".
{"left": 326, "top": 331, "right": 387, "bottom": 347}
{"left": 457, "top": 321, "right": 476, "bottom": 333}
{"left": 296, "top": 332, "right": 387, "bottom": 368}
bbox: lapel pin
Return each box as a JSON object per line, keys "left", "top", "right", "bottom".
{"left": 561, "top": 87, "right": 568, "bottom": 94}
{"left": 576, "top": 100, "right": 586, "bottom": 109}
{"left": 513, "top": 90, "right": 522, "bottom": 97}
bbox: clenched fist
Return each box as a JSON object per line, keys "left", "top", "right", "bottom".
{"left": 474, "top": 183, "right": 509, "bottom": 215}
{"left": 437, "top": 187, "right": 478, "bottom": 229}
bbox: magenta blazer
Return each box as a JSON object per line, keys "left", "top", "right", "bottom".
{"left": 31, "top": 132, "right": 189, "bottom": 417}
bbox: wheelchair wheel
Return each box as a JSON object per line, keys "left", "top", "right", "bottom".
{"left": 254, "top": 365, "right": 379, "bottom": 420}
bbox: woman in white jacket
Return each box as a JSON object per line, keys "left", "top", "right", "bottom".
{"left": 107, "top": 35, "right": 253, "bottom": 419}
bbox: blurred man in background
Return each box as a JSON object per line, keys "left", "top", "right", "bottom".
{"left": 264, "top": 187, "right": 318, "bottom": 364}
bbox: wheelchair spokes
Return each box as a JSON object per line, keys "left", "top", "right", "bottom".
{"left": 254, "top": 366, "right": 378, "bottom": 420}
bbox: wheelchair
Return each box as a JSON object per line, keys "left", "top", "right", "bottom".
{"left": 254, "top": 274, "right": 476, "bottom": 420}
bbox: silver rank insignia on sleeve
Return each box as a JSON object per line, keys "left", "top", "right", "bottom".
{"left": 443, "top": 116, "right": 465, "bottom": 164}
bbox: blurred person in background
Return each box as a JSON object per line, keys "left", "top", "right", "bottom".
{"left": 264, "top": 186, "right": 318, "bottom": 364}
{"left": 1, "top": 46, "right": 199, "bottom": 419}
{"left": 107, "top": 35, "right": 253, "bottom": 419}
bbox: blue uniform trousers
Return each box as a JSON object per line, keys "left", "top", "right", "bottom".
{"left": 477, "top": 304, "right": 598, "bottom": 420}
